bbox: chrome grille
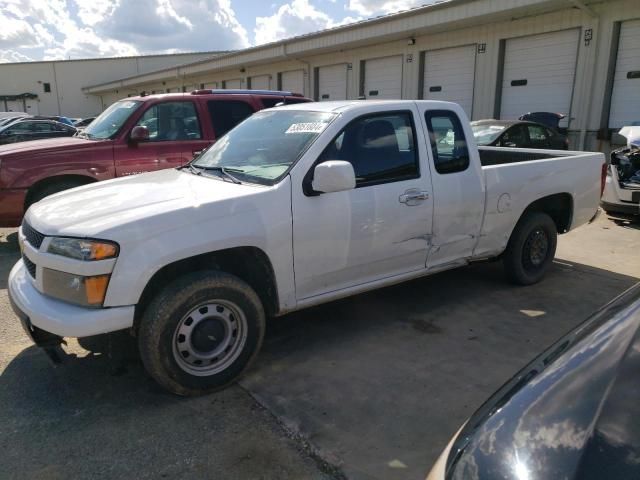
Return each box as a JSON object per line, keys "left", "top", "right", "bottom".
{"left": 22, "top": 221, "right": 45, "bottom": 249}
{"left": 22, "top": 254, "right": 36, "bottom": 278}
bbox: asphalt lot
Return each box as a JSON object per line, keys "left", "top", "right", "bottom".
{"left": 1, "top": 213, "right": 638, "bottom": 480}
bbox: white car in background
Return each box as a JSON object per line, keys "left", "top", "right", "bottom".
{"left": 601, "top": 126, "right": 640, "bottom": 216}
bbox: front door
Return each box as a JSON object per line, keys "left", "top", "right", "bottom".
{"left": 115, "top": 100, "right": 204, "bottom": 177}
{"left": 291, "top": 108, "right": 434, "bottom": 300}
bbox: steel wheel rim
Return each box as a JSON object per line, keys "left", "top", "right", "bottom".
{"left": 172, "top": 300, "right": 248, "bottom": 376}
{"left": 523, "top": 228, "right": 549, "bottom": 268}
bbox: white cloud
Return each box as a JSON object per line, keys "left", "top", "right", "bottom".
{"left": 0, "top": 0, "right": 248, "bottom": 62}
{"left": 254, "top": 0, "right": 359, "bottom": 45}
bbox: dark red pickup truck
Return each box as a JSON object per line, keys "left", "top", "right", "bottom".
{"left": 0, "top": 90, "right": 310, "bottom": 227}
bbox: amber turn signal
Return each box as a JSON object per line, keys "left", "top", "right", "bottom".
{"left": 85, "top": 275, "right": 110, "bottom": 305}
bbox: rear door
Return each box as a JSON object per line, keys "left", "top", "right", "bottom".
{"left": 115, "top": 100, "right": 204, "bottom": 176}
{"left": 417, "top": 106, "right": 485, "bottom": 268}
{"left": 292, "top": 107, "right": 433, "bottom": 299}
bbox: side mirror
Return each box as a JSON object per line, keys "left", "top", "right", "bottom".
{"left": 130, "top": 125, "right": 150, "bottom": 143}
{"left": 312, "top": 160, "right": 356, "bottom": 194}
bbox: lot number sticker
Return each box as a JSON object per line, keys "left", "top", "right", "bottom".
{"left": 285, "top": 122, "right": 327, "bottom": 134}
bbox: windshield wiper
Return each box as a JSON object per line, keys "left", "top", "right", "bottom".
{"left": 197, "top": 166, "right": 243, "bottom": 184}
{"left": 182, "top": 164, "right": 203, "bottom": 176}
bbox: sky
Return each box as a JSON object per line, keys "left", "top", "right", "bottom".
{"left": 0, "top": 0, "right": 434, "bottom": 63}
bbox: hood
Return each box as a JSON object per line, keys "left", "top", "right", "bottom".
{"left": 446, "top": 284, "right": 640, "bottom": 480}
{"left": 619, "top": 126, "right": 640, "bottom": 148}
{"left": 25, "top": 168, "right": 266, "bottom": 240}
{"left": 0, "top": 136, "right": 99, "bottom": 156}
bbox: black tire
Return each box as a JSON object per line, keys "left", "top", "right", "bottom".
{"left": 28, "top": 180, "right": 86, "bottom": 207}
{"left": 503, "top": 212, "right": 557, "bottom": 285}
{"left": 138, "top": 270, "right": 265, "bottom": 396}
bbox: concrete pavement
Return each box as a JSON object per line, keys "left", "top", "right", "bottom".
{"left": 1, "top": 213, "right": 638, "bottom": 479}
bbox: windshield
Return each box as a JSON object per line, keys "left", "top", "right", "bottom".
{"left": 82, "top": 100, "right": 142, "bottom": 139}
{"left": 471, "top": 124, "right": 506, "bottom": 145}
{"left": 193, "top": 110, "right": 336, "bottom": 184}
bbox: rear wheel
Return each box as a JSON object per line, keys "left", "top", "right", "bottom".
{"left": 138, "top": 270, "right": 265, "bottom": 396}
{"left": 503, "top": 212, "right": 557, "bottom": 285}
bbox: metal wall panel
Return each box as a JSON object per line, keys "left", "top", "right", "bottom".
{"left": 249, "top": 75, "right": 271, "bottom": 90}
{"left": 609, "top": 19, "right": 640, "bottom": 128}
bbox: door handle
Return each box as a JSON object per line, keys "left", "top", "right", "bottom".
{"left": 399, "top": 190, "right": 429, "bottom": 205}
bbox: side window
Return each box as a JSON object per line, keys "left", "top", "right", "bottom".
{"left": 424, "top": 110, "right": 469, "bottom": 174}
{"left": 501, "top": 125, "right": 527, "bottom": 146}
{"left": 135, "top": 101, "right": 201, "bottom": 141}
{"left": 9, "top": 122, "right": 33, "bottom": 133}
{"left": 527, "top": 125, "right": 548, "bottom": 142}
{"left": 34, "top": 123, "right": 54, "bottom": 132}
{"left": 259, "top": 97, "right": 284, "bottom": 108}
{"left": 318, "top": 112, "right": 419, "bottom": 187}
{"left": 284, "top": 97, "right": 309, "bottom": 105}
{"left": 207, "top": 100, "right": 255, "bottom": 137}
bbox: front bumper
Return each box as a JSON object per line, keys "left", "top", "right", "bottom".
{"left": 8, "top": 260, "right": 135, "bottom": 338}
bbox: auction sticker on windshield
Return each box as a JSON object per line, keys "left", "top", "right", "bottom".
{"left": 285, "top": 122, "right": 328, "bottom": 134}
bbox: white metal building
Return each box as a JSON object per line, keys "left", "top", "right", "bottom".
{"left": 0, "top": 51, "right": 223, "bottom": 118}
{"left": 4, "top": 0, "right": 638, "bottom": 151}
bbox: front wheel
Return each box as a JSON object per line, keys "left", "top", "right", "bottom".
{"left": 503, "top": 212, "right": 557, "bottom": 285}
{"left": 138, "top": 270, "right": 265, "bottom": 396}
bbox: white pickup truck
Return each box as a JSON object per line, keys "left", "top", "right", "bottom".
{"left": 9, "top": 100, "right": 605, "bottom": 395}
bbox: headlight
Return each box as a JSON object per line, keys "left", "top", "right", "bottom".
{"left": 47, "top": 237, "right": 118, "bottom": 261}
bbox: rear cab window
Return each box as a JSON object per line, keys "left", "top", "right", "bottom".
{"left": 207, "top": 100, "right": 256, "bottom": 138}
{"left": 424, "top": 110, "right": 469, "bottom": 174}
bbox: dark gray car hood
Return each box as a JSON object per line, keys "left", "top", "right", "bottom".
{"left": 446, "top": 284, "right": 640, "bottom": 480}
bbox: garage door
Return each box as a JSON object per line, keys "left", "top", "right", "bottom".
{"left": 318, "top": 64, "right": 347, "bottom": 101}
{"left": 500, "top": 29, "right": 580, "bottom": 127}
{"left": 423, "top": 45, "right": 476, "bottom": 118}
{"left": 25, "top": 98, "right": 39, "bottom": 114}
{"left": 609, "top": 19, "right": 640, "bottom": 128}
{"left": 364, "top": 55, "right": 403, "bottom": 99}
{"left": 5, "top": 100, "right": 24, "bottom": 112}
{"left": 249, "top": 75, "right": 271, "bottom": 90}
{"left": 281, "top": 70, "right": 304, "bottom": 94}
{"left": 223, "top": 79, "right": 242, "bottom": 89}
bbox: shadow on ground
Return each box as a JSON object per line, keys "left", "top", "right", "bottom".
{"left": 240, "top": 259, "right": 638, "bottom": 480}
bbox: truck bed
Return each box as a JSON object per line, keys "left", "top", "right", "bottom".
{"left": 478, "top": 147, "right": 558, "bottom": 166}
{"left": 473, "top": 147, "right": 604, "bottom": 260}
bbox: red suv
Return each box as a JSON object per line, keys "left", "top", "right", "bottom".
{"left": 0, "top": 90, "right": 311, "bottom": 227}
